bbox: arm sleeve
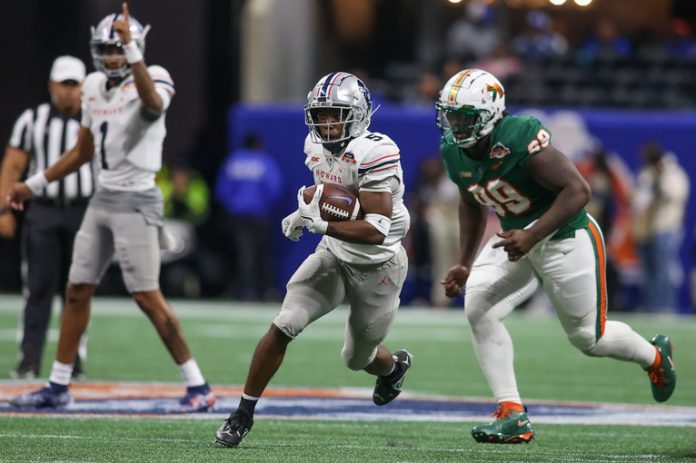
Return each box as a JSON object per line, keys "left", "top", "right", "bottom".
{"left": 358, "top": 142, "right": 401, "bottom": 192}
{"left": 8, "top": 109, "right": 34, "bottom": 151}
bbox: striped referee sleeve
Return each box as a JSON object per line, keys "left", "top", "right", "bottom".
{"left": 8, "top": 108, "right": 34, "bottom": 152}
{"left": 10, "top": 102, "right": 91, "bottom": 201}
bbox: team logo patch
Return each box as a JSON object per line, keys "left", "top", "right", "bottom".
{"left": 490, "top": 142, "right": 511, "bottom": 159}
{"left": 459, "top": 171, "right": 473, "bottom": 178}
{"left": 486, "top": 82, "right": 505, "bottom": 101}
{"left": 341, "top": 152, "right": 356, "bottom": 164}
{"left": 310, "top": 156, "right": 320, "bottom": 162}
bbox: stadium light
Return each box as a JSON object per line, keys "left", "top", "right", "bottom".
{"left": 448, "top": 0, "right": 463, "bottom": 3}
{"left": 574, "top": 0, "right": 592, "bottom": 6}
{"left": 549, "top": 0, "right": 567, "bottom": 5}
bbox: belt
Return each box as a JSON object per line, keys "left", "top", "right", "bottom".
{"left": 33, "top": 197, "right": 90, "bottom": 208}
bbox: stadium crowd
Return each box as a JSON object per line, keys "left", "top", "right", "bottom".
{"left": 1, "top": 1, "right": 694, "bottom": 313}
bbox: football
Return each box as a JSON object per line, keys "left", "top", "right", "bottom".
{"left": 302, "top": 183, "right": 364, "bottom": 221}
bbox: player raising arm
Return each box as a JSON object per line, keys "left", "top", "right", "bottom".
{"left": 438, "top": 69, "right": 676, "bottom": 444}
{"left": 8, "top": 3, "right": 215, "bottom": 412}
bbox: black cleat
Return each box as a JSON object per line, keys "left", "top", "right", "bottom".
{"left": 373, "top": 349, "right": 412, "bottom": 406}
{"left": 9, "top": 386, "right": 71, "bottom": 408}
{"left": 215, "top": 410, "right": 254, "bottom": 447}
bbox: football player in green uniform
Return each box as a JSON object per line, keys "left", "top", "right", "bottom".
{"left": 437, "top": 69, "right": 676, "bottom": 444}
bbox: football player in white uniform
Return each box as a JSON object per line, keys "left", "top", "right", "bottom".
{"left": 215, "top": 72, "right": 412, "bottom": 447}
{"left": 7, "top": 3, "right": 215, "bottom": 412}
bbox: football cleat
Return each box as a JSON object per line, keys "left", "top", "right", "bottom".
{"left": 215, "top": 410, "right": 254, "bottom": 448}
{"left": 646, "top": 334, "right": 676, "bottom": 403}
{"left": 8, "top": 386, "right": 72, "bottom": 408}
{"left": 472, "top": 402, "right": 535, "bottom": 444}
{"left": 178, "top": 384, "right": 216, "bottom": 413}
{"left": 373, "top": 349, "right": 412, "bottom": 406}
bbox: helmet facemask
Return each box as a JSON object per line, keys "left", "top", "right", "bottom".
{"left": 436, "top": 69, "right": 506, "bottom": 149}
{"left": 436, "top": 103, "right": 492, "bottom": 148}
{"left": 305, "top": 104, "right": 367, "bottom": 151}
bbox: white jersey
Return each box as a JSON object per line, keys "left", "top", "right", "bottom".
{"left": 81, "top": 65, "right": 175, "bottom": 192}
{"left": 304, "top": 131, "right": 410, "bottom": 265}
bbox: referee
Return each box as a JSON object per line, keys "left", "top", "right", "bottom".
{"left": 0, "top": 56, "right": 93, "bottom": 379}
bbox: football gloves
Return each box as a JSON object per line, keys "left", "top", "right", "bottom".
{"left": 297, "top": 185, "right": 328, "bottom": 234}
{"left": 281, "top": 210, "right": 304, "bottom": 241}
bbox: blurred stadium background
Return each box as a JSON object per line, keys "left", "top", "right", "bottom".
{"left": 1, "top": 1, "right": 696, "bottom": 461}
{"left": 0, "top": 0, "right": 694, "bottom": 313}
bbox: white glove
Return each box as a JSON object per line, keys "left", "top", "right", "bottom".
{"left": 281, "top": 210, "right": 305, "bottom": 241}
{"left": 297, "top": 185, "right": 328, "bottom": 234}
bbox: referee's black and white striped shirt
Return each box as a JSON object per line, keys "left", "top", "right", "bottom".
{"left": 8, "top": 102, "right": 93, "bottom": 202}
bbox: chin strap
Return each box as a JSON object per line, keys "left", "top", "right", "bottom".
{"left": 322, "top": 138, "right": 351, "bottom": 154}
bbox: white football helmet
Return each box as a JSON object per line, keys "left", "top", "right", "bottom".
{"left": 304, "top": 72, "right": 373, "bottom": 153}
{"left": 90, "top": 13, "right": 150, "bottom": 79}
{"left": 436, "top": 69, "right": 506, "bottom": 148}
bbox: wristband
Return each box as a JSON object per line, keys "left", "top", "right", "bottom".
{"left": 364, "top": 213, "right": 392, "bottom": 236}
{"left": 25, "top": 172, "right": 48, "bottom": 195}
{"left": 123, "top": 41, "right": 144, "bottom": 64}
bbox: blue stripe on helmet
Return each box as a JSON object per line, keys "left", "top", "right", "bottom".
{"left": 109, "top": 13, "right": 118, "bottom": 39}
{"left": 320, "top": 72, "right": 335, "bottom": 97}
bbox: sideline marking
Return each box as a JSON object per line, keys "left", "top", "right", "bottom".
{"left": 2, "top": 382, "right": 695, "bottom": 427}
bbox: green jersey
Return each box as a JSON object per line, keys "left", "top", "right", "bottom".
{"left": 440, "top": 115, "right": 588, "bottom": 239}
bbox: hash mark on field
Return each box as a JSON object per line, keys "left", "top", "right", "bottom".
{"left": 0, "top": 432, "right": 194, "bottom": 443}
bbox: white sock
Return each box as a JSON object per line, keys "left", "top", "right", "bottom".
{"left": 49, "top": 361, "right": 73, "bottom": 386}
{"left": 590, "top": 321, "right": 657, "bottom": 368}
{"left": 178, "top": 358, "right": 206, "bottom": 387}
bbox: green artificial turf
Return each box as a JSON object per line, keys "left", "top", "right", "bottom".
{"left": 1, "top": 296, "right": 695, "bottom": 462}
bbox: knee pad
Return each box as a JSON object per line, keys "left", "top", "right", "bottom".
{"left": 464, "top": 287, "right": 492, "bottom": 325}
{"left": 567, "top": 328, "right": 600, "bottom": 356}
{"left": 341, "top": 346, "right": 377, "bottom": 371}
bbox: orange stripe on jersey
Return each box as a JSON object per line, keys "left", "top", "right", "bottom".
{"left": 448, "top": 69, "right": 473, "bottom": 103}
{"left": 588, "top": 221, "right": 607, "bottom": 338}
{"left": 368, "top": 164, "right": 399, "bottom": 174}
{"left": 360, "top": 153, "right": 400, "bottom": 168}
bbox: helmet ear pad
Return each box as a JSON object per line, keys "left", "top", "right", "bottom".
{"left": 348, "top": 116, "right": 361, "bottom": 138}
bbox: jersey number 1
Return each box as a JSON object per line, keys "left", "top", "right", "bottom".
{"left": 99, "top": 121, "right": 109, "bottom": 170}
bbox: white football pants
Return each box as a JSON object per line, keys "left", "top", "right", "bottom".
{"left": 464, "top": 217, "right": 657, "bottom": 403}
